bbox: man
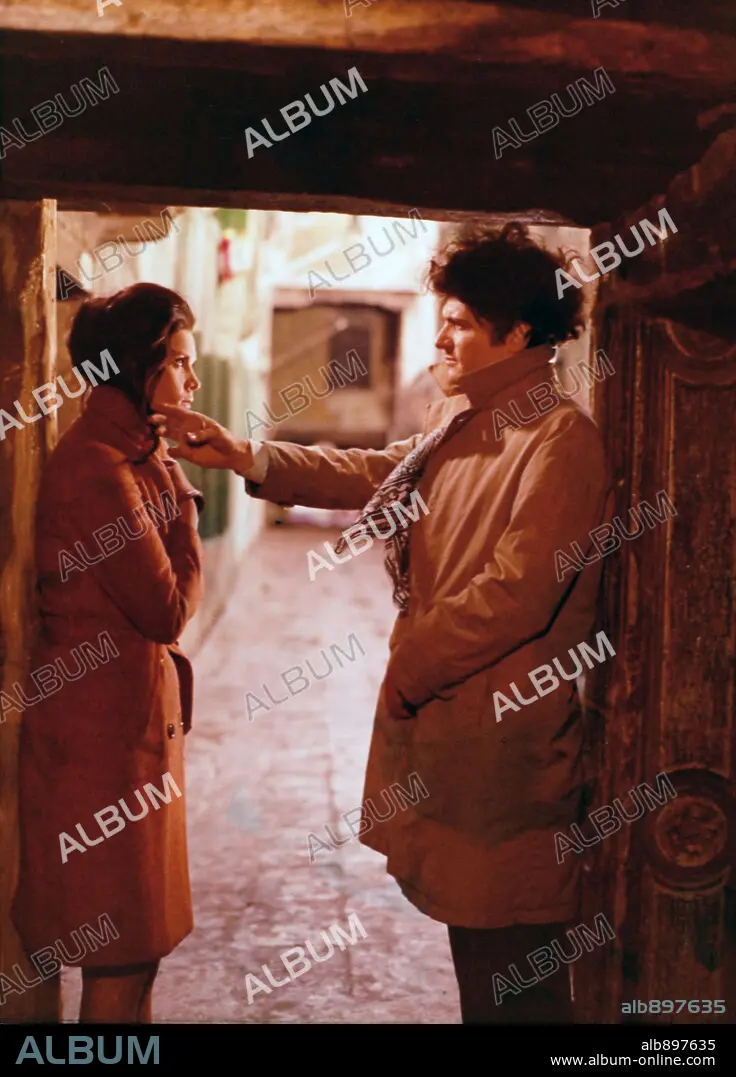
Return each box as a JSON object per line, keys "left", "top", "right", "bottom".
{"left": 153, "top": 223, "right": 611, "bottom": 1023}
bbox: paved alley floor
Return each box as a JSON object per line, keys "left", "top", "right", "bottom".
{"left": 62, "top": 525, "right": 459, "bottom": 1024}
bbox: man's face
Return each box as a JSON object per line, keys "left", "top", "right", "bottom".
{"left": 434, "top": 298, "right": 529, "bottom": 383}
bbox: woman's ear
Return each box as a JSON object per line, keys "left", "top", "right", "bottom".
{"left": 144, "top": 364, "right": 165, "bottom": 408}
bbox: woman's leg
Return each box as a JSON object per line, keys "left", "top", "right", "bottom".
{"left": 137, "top": 961, "right": 160, "bottom": 1023}
{"left": 80, "top": 962, "right": 159, "bottom": 1024}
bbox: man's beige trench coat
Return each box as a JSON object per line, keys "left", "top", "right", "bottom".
{"left": 245, "top": 344, "right": 611, "bottom": 928}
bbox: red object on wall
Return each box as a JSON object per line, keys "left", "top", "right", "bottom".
{"left": 218, "top": 236, "right": 233, "bottom": 282}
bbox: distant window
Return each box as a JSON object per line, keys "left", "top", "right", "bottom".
{"left": 329, "top": 327, "right": 371, "bottom": 388}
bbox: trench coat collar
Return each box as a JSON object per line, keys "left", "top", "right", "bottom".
{"left": 428, "top": 343, "right": 557, "bottom": 410}
{"left": 82, "top": 386, "right": 162, "bottom": 463}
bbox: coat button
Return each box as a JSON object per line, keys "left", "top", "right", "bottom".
{"left": 166, "top": 723, "right": 176, "bottom": 739}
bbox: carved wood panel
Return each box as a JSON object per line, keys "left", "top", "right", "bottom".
{"left": 578, "top": 304, "right": 736, "bottom": 1024}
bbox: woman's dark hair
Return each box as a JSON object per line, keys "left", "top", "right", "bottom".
{"left": 426, "top": 223, "right": 585, "bottom": 348}
{"left": 68, "top": 282, "right": 195, "bottom": 413}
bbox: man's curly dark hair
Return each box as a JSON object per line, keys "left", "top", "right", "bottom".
{"left": 426, "top": 223, "right": 585, "bottom": 348}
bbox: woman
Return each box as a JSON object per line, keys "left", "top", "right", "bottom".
{"left": 12, "top": 283, "right": 204, "bottom": 1023}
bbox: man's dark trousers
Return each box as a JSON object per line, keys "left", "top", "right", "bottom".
{"left": 448, "top": 922, "right": 574, "bottom": 1024}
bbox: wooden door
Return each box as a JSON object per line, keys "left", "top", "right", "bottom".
{"left": 576, "top": 299, "right": 736, "bottom": 1024}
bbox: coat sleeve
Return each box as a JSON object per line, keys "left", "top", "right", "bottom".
{"left": 64, "top": 447, "right": 203, "bottom": 644}
{"left": 157, "top": 453, "right": 206, "bottom": 514}
{"left": 241, "top": 435, "right": 423, "bottom": 510}
{"left": 389, "top": 411, "right": 610, "bottom": 707}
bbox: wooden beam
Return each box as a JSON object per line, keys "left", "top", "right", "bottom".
{"left": 0, "top": 40, "right": 718, "bottom": 224}
{"left": 596, "top": 127, "right": 736, "bottom": 306}
{"left": 0, "top": 169, "right": 679, "bottom": 229}
{"left": 467, "top": 0, "right": 736, "bottom": 36}
{"left": 0, "top": 198, "right": 60, "bottom": 1022}
{"left": 1, "top": 2, "right": 736, "bottom": 90}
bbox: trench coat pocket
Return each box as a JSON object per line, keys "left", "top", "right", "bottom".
{"left": 415, "top": 670, "right": 488, "bottom": 741}
{"left": 409, "top": 729, "right": 577, "bottom": 847}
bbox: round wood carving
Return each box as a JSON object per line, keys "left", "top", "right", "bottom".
{"left": 654, "top": 796, "right": 728, "bottom": 869}
{"left": 643, "top": 771, "right": 734, "bottom": 889}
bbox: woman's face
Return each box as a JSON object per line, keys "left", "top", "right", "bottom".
{"left": 147, "top": 329, "right": 201, "bottom": 412}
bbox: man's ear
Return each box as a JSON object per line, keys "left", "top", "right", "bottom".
{"left": 508, "top": 322, "right": 532, "bottom": 349}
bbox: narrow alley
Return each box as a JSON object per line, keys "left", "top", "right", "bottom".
{"left": 62, "top": 525, "right": 459, "bottom": 1024}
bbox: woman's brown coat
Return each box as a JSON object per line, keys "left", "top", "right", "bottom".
{"left": 243, "top": 345, "right": 612, "bottom": 928}
{"left": 12, "top": 387, "right": 203, "bottom": 966}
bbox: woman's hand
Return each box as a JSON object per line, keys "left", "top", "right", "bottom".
{"left": 150, "top": 405, "right": 254, "bottom": 472}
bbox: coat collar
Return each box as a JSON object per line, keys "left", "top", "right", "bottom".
{"left": 81, "top": 386, "right": 162, "bottom": 463}
{"left": 428, "top": 343, "right": 557, "bottom": 410}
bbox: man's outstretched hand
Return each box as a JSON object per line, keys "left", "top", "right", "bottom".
{"left": 150, "top": 404, "right": 254, "bottom": 472}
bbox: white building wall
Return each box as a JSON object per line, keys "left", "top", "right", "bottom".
{"left": 398, "top": 293, "right": 441, "bottom": 386}
{"left": 243, "top": 209, "right": 443, "bottom": 399}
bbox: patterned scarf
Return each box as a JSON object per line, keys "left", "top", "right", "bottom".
{"left": 333, "top": 408, "right": 478, "bottom": 612}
